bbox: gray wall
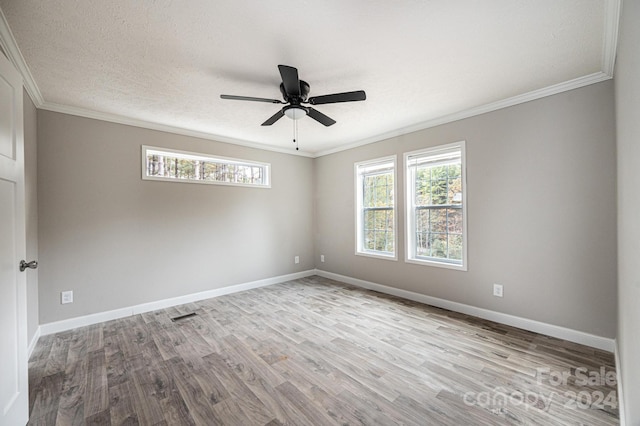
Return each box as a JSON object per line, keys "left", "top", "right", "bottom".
{"left": 615, "top": 0, "right": 639, "bottom": 423}
{"left": 315, "top": 81, "right": 617, "bottom": 338}
{"left": 37, "top": 111, "right": 314, "bottom": 323}
{"left": 23, "top": 90, "right": 38, "bottom": 342}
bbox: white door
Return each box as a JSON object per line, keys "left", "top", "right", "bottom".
{"left": 0, "top": 52, "right": 28, "bottom": 425}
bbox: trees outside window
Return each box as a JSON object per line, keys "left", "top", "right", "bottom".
{"left": 143, "top": 146, "right": 270, "bottom": 188}
{"left": 355, "top": 156, "right": 397, "bottom": 260}
{"left": 405, "top": 142, "right": 467, "bottom": 270}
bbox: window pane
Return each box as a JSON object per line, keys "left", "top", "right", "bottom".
{"left": 406, "top": 143, "right": 465, "bottom": 267}
{"left": 429, "top": 233, "right": 448, "bottom": 259}
{"left": 357, "top": 158, "right": 396, "bottom": 257}
{"left": 416, "top": 209, "right": 430, "bottom": 232}
{"left": 364, "top": 210, "right": 375, "bottom": 231}
{"left": 431, "top": 165, "right": 448, "bottom": 181}
{"left": 364, "top": 179, "right": 374, "bottom": 207}
{"left": 416, "top": 232, "right": 429, "bottom": 257}
{"left": 364, "top": 209, "right": 394, "bottom": 254}
{"left": 363, "top": 172, "right": 393, "bottom": 208}
{"left": 430, "top": 179, "right": 448, "bottom": 205}
{"left": 448, "top": 163, "right": 461, "bottom": 179}
{"left": 415, "top": 168, "right": 430, "bottom": 205}
{"left": 430, "top": 209, "right": 447, "bottom": 233}
{"left": 144, "top": 147, "right": 269, "bottom": 187}
{"left": 448, "top": 234, "right": 463, "bottom": 260}
{"left": 364, "top": 230, "right": 375, "bottom": 251}
{"left": 374, "top": 231, "right": 388, "bottom": 252}
{"left": 447, "top": 209, "right": 463, "bottom": 234}
{"left": 448, "top": 177, "right": 462, "bottom": 204}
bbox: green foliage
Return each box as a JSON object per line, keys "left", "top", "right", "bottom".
{"left": 414, "top": 161, "right": 463, "bottom": 262}
{"left": 363, "top": 173, "right": 393, "bottom": 208}
{"left": 363, "top": 210, "right": 394, "bottom": 252}
{"left": 146, "top": 155, "right": 264, "bottom": 184}
{"left": 363, "top": 171, "right": 394, "bottom": 253}
{"left": 415, "top": 163, "right": 462, "bottom": 206}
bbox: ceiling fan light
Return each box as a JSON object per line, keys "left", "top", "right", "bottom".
{"left": 284, "top": 107, "right": 307, "bottom": 120}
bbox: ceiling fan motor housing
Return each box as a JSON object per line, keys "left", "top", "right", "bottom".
{"left": 281, "top": 80, "right": 310, "bottom": 103}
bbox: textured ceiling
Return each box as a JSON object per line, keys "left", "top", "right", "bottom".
{"left": 0, "top": 1, "right": 616, "bottom": 156}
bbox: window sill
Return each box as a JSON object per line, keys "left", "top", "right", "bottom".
{"left": 355, "top": 251, "right": 398, "bottom": 262}
{"left": 405, "top": 257, "right": 467, "bottom": 271}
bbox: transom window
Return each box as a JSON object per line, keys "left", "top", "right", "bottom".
{"left": 355, "top": 156, "right": 397, "bottom": 260}
{"left": 405, "top": 142, "right": 467, "bottom": 270}
{"left": 142, "top": 146, "right": 270, "bottom": 188}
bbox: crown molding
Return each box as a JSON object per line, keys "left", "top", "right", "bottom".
{"left": 0, "top": 8, "right": 44, "bottom": 106}
{"left": 314, "top": 0, "right": 622, "bottom": 158}
{"left": 1, "top": 3, "right": 620, "bottom": 159}
{"left": 39, "top": 101, "right": 315, "bottom": 158}
{"left": 602, "top": 0, "right": 622, "bottom": 76}
{"left": 314, "top": 71, "right": 612, "bottom": 157}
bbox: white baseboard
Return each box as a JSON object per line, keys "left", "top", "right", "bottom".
{"left": 39, "top": 270, "right": 316, "bottom": 336}
{"left": 37, "top": 268, "right": 616, "bottom": 353}
{"left": 315, "top": 270, "right": 616, "bottom": 353}
{"left": 614, "top": 340, "right": 626, "bottom": 425}
{"left": 27, "top": 326, "right": 41, "bottom": 359}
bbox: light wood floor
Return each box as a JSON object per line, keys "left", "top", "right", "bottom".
{"left": 28, "top": 276, "right": 618, "bottom": 425}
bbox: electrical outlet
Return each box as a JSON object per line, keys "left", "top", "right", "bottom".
{"left": 61, "top": 290, "right": 73, "bottom": 304}
{"left": 294, "top": 256, "right": 300, "bottom": 264}
{"left": 320, "top": 254, "right": 325, "bottom": 262}
{"left": 493, "top": 283, "right": 503, "bottom": 298}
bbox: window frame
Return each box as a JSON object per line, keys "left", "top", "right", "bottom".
{"left": 354, "top": 155, "right": 398, "bottom": 261}
{"left": 141, "top": 145, "right": 271, "bottom": 188}
{"left": 404, "top": 141, "right": 467, "bottom": 271}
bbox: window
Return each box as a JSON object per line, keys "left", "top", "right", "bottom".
{"left": 355, "top": 156, "right": 397, "bottom": 259}
{"left": 405, "top": 142, "right": 467, "bottom": 270}
{"left": 142, "top": 145, "right": 270, "bottom": 188}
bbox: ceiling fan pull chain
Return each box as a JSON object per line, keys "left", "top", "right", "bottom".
{"left": 293, "top": 119, "right": 299, "bottom": 151}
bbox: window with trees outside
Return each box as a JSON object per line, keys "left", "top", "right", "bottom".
{"left": 355, "top": 156, "right": 397, "bottom": 260}
{"left": 142, "top": 146, "right": 270, "bottom": 188}
{"left": 405, "top": 142, "right": 467, "bottom": 270}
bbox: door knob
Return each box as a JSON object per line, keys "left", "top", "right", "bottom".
{"left": 19, "top": 260, "right": 38, "bottom": 272}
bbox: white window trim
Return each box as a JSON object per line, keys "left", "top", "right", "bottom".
{"left": 354, "top": 155, "right": 398, "bottom": 261}
{"left": 404, "top": 141, "right": 468, "bottom": 271}
{"left": 141, "top": 145, "right": 271, "bottom": 188}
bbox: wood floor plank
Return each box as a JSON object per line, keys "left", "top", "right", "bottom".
{"left": 159, "top": 386, "right": 197, "bottom": 426}
{"left": 165, "top": 356, "right": 225, "bottom": 425}
{"left": 149, "top": 323, "right": 184, "bottom": 362}
{"left": 127, "top": 364, "right": 166, "bottom": 425}
{"left": 85, "top": 408, "right": 111, "bottom": 425}
{"left": 108, "top": 381, "right": 139, "bottom": 426}
{"left": 43, "top": 333, "right": 71, "bottom": 376}
{"left": 28, "top": 371, "right": 64, "bottom": 426}
{"left": 84, "top": 349, "right": 109, "bottom": 419}
{"left": 54, "top": 358, "right": 86, "bottom": 425}
{"left": 274, "top": 381, "right": 338, "bottom": 425}
{"left": 104, "top": 335, "right": 129, "bottom": 388}
{"left": 212, "top": 398, "right": 263, "bottom": 426}
{"left": 201, "top": 352, "right": 277, "bottom": 425}
{"left": 28, "top": 276, "right": 619, "bottom": 425}
{"left": 175, "top": 320, "right": 216, "bottom": 359}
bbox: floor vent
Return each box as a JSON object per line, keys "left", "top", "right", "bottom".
{"left": 170, "top": 312, "right": 197, "bottom": 322}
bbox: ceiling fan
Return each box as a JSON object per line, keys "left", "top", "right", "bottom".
{"left": 220, "top": 65, "right": 366, "bottom": 127}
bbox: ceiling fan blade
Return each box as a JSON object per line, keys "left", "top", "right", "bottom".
{"left": 307, "top": 107, "right": 336, "bottom": 127}
{"left": 220, "top": 94, "right": 283, "bottom": 104}
{"left": 261, "top": 109, "right": 285, "bottom": 126}
{"left": 307, "top": 90, "right": 366, "bottom": 105}
{"left": 278, "top": 65, "right": 301, "bottom": 97}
